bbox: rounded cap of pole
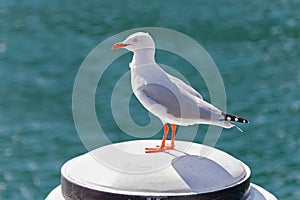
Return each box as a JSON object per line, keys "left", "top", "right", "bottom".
{"left": 61, "top": 140, "right": 251, "bottom": 199}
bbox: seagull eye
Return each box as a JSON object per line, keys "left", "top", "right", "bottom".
{"left": 132, "top": 38, "right": 138, "bottom": 42}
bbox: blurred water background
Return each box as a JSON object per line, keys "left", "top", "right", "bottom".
{"left": 1, "top": 0, "right": 300, "bottom": 199}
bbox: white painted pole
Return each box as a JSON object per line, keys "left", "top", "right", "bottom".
{"left": 46, "top": 140, "right": 277, "bottom": 200}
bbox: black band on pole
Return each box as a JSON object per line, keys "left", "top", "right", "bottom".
{"left": 61, "top": 174, "right": 250, "bottom": 200}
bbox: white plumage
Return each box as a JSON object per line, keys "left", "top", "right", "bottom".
{"left": 112, "top": 32, "right": 248, "bottom": 153}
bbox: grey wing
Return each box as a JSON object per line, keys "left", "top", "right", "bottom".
{"left": 136, "top": 83, "right": 182, "bottom": 118}
{"left": 166, "top": 74, "right": 220, "bottom": 121}
{"left": 135, "top": 82, "right": 229, "bottom": 127}
{"left": 166, "top": 74, "right": 203, "bottom": 100}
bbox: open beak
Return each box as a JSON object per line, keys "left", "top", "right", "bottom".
{"left": 111, "top": 42, "right": 129, "bottom": 50}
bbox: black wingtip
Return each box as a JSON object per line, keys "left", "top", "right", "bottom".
{"left": 222, "top": 113, "right": 249, "bottom": 124}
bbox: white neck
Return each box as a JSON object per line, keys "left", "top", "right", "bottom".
{"left": 131, "top": 48, "right": 155, "bottom": 67}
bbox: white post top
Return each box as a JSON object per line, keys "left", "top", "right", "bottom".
{"left": 60, "top": 140, "right": 254, "bottom": 199}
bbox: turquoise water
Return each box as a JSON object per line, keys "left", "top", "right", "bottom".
{"left": 1, "top": 0, "right": 299, "bottom": 199}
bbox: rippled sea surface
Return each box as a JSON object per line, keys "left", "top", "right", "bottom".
{"left": 1, "top": 0, "right": 299, "bottom": 199}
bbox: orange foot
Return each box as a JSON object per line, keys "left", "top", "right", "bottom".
{"left": 145, "top": 144, "right": 175, "bottom": 153}
{"left": 145, "top": 124, "right": 176, "bottom": 153}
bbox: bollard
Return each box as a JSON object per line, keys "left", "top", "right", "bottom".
{"left": 46, "top": 140, "right": 277, "bottom": 200}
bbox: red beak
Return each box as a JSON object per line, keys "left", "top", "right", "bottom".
{"left": 111, "top": 43, "right": 129, "bottom": 50}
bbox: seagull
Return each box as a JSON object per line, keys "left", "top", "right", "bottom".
{"left": 111, "top": 32, "right": 249, "bottom": 153}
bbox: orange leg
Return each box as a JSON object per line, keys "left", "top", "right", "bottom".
{"left": 145, "top": 124, "right": 176, "bottom": 153}
{"left": 170, "top": 124, "right": 176, "bottom": 147}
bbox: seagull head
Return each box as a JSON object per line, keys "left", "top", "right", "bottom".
{"left": 111, "top": 32, "right": 155, "bottom": 52}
